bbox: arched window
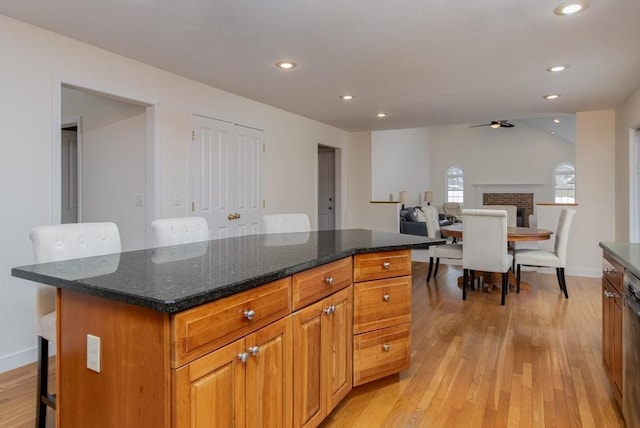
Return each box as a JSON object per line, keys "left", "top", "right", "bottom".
{"left": 446, "top": 167, "right": 464, "bottom": 203}
{"left": 554, "top": 162, "right": 575, "bottom": 203}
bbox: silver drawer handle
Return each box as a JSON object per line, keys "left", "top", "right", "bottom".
{"left": 382, "top": 344, "right": 390, "bottom": 352}
{"left": 325, "top": 277, "right": 334, "bottom": 285}
{"left": 604, "top": 290, "right": 620, "bottom": 298}
{"left": 603, "top": 268, "right": 618, "bottom": 274}
{"left": 323, "top": 305, "right": 336, "bottom": 315}
{"left": 248, "top": 346, "right": 259, "bottom": 356}
{"left": 244, "top": 309, "right": 255, "bottom": 320}
{"left": 383, "top": 262, "right": 391, "bottom": 270}
{"left": 238, "top": 352, "right": 248, "bottom": 363}
{"left": 383, "top": 293, "right": 390, "bottom": 302}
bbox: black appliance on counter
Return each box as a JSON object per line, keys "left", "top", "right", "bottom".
{"left": 623, "top": 269, "right": 640, "bottom": 428}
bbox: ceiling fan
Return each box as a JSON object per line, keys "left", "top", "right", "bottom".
{"left": 470, "top": 120, "right": 514, "bottom": 128}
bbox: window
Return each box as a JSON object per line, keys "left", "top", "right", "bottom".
{"left": 446, "top": 167, "right": 464, "bottom": 203}
{"left": 554, "top": 162, "right": 575, "bottom": 203}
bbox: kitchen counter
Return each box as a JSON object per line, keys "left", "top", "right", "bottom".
{"left": 12, "top": 228, "right": 443, "bottom": 313}
{"left": 599, "top": 242, "right": 640, "bottom": 278}
{"left": 12, "top": 228, "right": 443, "bottom": 427}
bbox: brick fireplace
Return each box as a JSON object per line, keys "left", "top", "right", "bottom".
{"left": 473, "top": 184, "right": 544, "bottom": 227}
{"left": 483, "top": 193, "right": 533, "bottom": 226}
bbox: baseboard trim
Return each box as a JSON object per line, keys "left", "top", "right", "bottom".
{"left": 0, "top": 344, "right": 55, "bottom": 373}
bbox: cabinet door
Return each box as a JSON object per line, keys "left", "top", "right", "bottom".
{"left": 612, "top": 295, "right": 623, "bottom": 404}
{"left": 292, "top": 301, "right": 325, "bottom": 428}
{"left": 245, "top": 317, "right": 293, "bottom": 428}
{"left": 602, "top": 278, "right": 613, "bottom": 376}
{"left": 174, "top": 339, "right": 245, "bottom": 427}
{"left": 323, "top": 287, "right": 353, "bottom": 411}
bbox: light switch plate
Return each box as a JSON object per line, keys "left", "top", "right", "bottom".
{"left": 87, "top": 334, "right": 101, "bottom": 373}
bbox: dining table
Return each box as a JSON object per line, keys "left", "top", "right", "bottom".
{"left": 439, "top": 223, "right": 554, "bottom": 291}
{"left": 440, "top": 223, "right": 553, "bottom": 243}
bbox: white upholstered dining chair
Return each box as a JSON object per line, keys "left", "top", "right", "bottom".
{"left": 462, "top": 209, "right": 513, "bottom": 305}
{"left": 150, "top": 216, "right": 210, "bottom": 247}
{"left": 515, "top": 208, "right": 575, "bottom": 298}
{"left": 262, "top": 213, "right": 311, "bottom": 234}
{"left": 29, "top": 222, "right": 122, "bottom": 428}
{"left": 424, "top": 206, "right": 463, "bottom": 282}
{"left": 482, "top": 205, "right": 517, "bottom": 227}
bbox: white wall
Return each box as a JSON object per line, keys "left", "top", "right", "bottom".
{"left": 571, "top": 110, "right": 616, "bottom": 276}
{"left": 427, "top": 122, "right": 575, "bottom": 208}
{"left": 372, "top": 128, "right": 431, "bottom": 204}
{"left": 0, "top": 16, "right": 349, "bottom": 371}
{"left": 62, "top": 87, "right": 147, "bottom": 250}
{"left": 614, "top": 84, "right": 640, "bottom": 241}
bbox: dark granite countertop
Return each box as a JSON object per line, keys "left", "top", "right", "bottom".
{"left": 12, "top": 229, "right": 443, "bottom": 313}
{"left": 599, "top": 242, "right": 640, "bottom": 279}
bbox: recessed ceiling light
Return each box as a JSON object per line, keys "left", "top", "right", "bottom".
{"left": 376, "top": 112, "right": 387, "bottom": 118}
{"left": 275, "top": 61, "right": 297, "bottom": 70}
{"left": 551, "top": 131, "right": 557, "bottom": 135}
{"left": 546, "top": 65, "right": 568, "bottom": 72}
{"left": 554, "top": 1, "right": 588, "bottom": 15}
{"left": 554, "top": 118, "right": 560, "bottom": 123}
{"left": 340, "top": 95, "right": 354, "bottom": 100}
{"left": 543, "top": 94, "right": 561, "bottom": 100}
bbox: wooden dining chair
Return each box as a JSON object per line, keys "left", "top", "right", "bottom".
{"left": 461, "top": 209, "right": 513, "bottom": 305}
{"left": 514, "top": 208, "right": 576, "bottom": 298}
{"left": 29, "top": 222, "right": 122, "bottom": 428}
{"left": 424, "top": 206, "right": 462, "bottom": 282}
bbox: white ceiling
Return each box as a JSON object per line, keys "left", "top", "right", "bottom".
{"left": 1, "top": 1, "right": 639, "bottom": 132}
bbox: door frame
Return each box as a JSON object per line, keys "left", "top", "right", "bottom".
{"left": 51, "top": 78, "right": 159, "bottom": 247}
{"left": 61, "top": 116, "right": 83, "bottom": 222}
{"left": 318, "top": 145, "right": 336, "bottom": 231}
{"left": 630, "top": 124, "right": 640, "bottom": 242}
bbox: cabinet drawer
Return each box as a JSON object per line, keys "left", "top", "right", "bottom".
{"left": 603, "top": 253, "right": 624, "bottom": 294}
{"left": 353, "top": 250, "right": 411, "bottom": 282}
{"left": 353, "top": 323, "right": 410, "bottom": 386}
{"left": 292, "top": 257, "right": 352, "bottom": 311}
{"left": 172, "top": 278, "right": 291, "bottom": 367}
{"left": 353, "top": 276, "right": 411, "bottom": 334}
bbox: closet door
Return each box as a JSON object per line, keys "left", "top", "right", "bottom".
{"left": 191, "top": 115, "right": 264, "bottom": 238}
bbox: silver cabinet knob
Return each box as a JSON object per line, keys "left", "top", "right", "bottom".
{"left": 238, "top": 352, "right": 248, "bottom": 363}
{"left": 382, "top": 344, "right": 390, "bottom": 352}
{"left": 604, "top": 290, "right": 620, "bottom": 298}
{"left": 244, "top": 309, "right": 255, "bottom": 320}
{"left": 325, "top": 277, "right": 334, "bottom": 285}
{"left": 383, "top": 262, "right": 391, "bottom": 270}
{"left": 383, "top": 293, "right": 390, "bottom": 302}
{"left": 248, "top": 346, "right": 259, "bottom": 356}
{"left": 323, "top": 305, "right": 336, "bottom": 315}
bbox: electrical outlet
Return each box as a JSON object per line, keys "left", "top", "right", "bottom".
{"left": 87, "top": 334, "right": 101, "bottom": 373}
{"left": 135, "top": 194, "right": 145, "bottom": 207}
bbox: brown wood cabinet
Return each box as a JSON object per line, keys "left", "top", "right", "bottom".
{"left": 54, "top": 251, "right": 413, "bottom": 427}
{"left": 174, "top": 316, "right": 293, "bottom": 427}
{"left": 292, "top": 286, "right": 353, "bottom": 428}
{"left": 602, "top": 253, "right": 624, "bottom": 408}
{"left": 352, "top": 250, "right": 412, "bottom": 386}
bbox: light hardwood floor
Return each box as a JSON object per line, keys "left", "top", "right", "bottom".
{"left": 0, "top": 262, "right": 625, "bottom": 428}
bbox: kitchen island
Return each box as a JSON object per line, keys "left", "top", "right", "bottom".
{"left": 12, "top": 229, "right": 443, "bottom": 428}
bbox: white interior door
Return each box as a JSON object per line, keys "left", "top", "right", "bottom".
{"left": 318, "top": 147, "right": 335, "bottom": 230}
{"left": 191, "top": 115, "right": 264, "bottom": 239}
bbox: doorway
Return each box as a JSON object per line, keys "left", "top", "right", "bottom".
{"left": 61, "top": 118, "right": 82, "bottom": 224}
{"left": 318, "top": 145, "right": 336, "bottom": 230}
{"left": 54, "top": 83, "right": 156, "bottom": 250}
